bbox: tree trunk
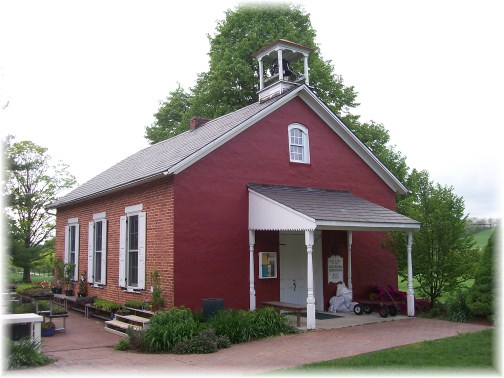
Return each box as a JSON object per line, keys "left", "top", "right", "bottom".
{"left": 22, "top": 267, "right": 32, "bottom": 283}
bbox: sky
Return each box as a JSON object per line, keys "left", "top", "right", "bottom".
{"left": 1, "top": 0, "right": 502, "bottom": 219}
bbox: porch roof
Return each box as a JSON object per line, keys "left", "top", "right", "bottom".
{"left": 248, "top": 183, "right": 421, "bottom": 232}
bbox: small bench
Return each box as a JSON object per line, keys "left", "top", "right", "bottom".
{"left": 1, "top": 313, "right": 43, "bottom": 350}
{"left": 262, "top": 301, "right": 307, "bottom": 327}
{"left": 42, "top": 313, "right": 68, "bottom": 332}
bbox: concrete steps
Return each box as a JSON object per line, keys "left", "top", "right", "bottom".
{"left": 104, "top": 313, "right": 150, "bottom": 337}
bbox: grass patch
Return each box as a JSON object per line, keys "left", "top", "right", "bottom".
{"left": 398, "top": 278, "right": 474, "bottom": 303}
{"left": 471, "top": 228, "right": 495, "bottom": 249}
{"left": 8, "top": 272, "right": 53, "bottom": 284}
{"left": 285, "top": 329, "right": 494, "bottom": 372}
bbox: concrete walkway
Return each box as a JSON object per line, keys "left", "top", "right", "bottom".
{"left": 10, "top": 310, "right": 491, "bottom": 376}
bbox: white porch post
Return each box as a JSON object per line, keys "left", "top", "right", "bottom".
{"left": 278, "top": 49, "right": 284, "bottom": 81}
{"left": 347, "top": 231, "right": 353, "bottom": 292}
{"left": 249, "top": 230, "right": 256, "bottom": 310}
{"left": 305, "top": 230, "right": 316, "bottom": 329}
{"left": 407, "top": 231, "right": 415, "bottom": 316}
{"left": 303, "top": 54, "right": 309, "bottom": 85}
{"left": 258, "top": 59, "right": 264, "bottom": 90}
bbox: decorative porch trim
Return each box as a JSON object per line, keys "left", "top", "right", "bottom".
{"left": 316, "top": 220, "right": 421, "bottom": 232}
{"left": 249, "top": 189, "right": 316, "bottom": 231}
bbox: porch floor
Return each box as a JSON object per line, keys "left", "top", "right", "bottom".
{"left": 284, "top": 311, "right": 408, "bottom": 330}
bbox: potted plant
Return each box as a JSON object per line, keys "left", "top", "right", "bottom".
{"left": 41, "top": 321, "right": 56, "bottom": 337}
{"left": 64, "top": 262, "right": 75, "bottom": 296}
{"left": 150, "top": 270, "right": 164, "bottom": 312}
{"left": 52, "top": 257, "right": 65, "bottom": 294}
{"left": 78, "top": 271, "right": 87, "bottom": 297}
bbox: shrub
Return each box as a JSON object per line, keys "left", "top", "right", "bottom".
{"left": 207, "top": 307, "right": 297, "bottom": 344}
{"left": 126, "top": 326, "right": 144, "bottom": 351}
{"left": 173, "top": 329, "right": 231, "bottom": 354}
{"left": 172, "top": 329, "right": 214, "bottom": 354}
{"left": 445, "top": 290, "right": 471, "bottom": 323}
{"left": 7, "top": 338, "right": 52, "bottom": 369}
{"left": 466, "top": 231, "right": 496, "bottom": 321}
{"left": 114, "top": 338, "right": 130, "bottom": 351}
{"left": 248, "top": 306, "right": 297, "bottom": 339}
{"left": 142, "top": 307, "right": 199, "bottom": 352}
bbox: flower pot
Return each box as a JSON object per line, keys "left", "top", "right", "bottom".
{"left": 41, "top": 327, "right": 56, "bottom": 337}
{"left": 51, "top": 287, "right": 62, "bottom": 294}
{"left": 64, "top": 289, "right": 74, "bottom": 296}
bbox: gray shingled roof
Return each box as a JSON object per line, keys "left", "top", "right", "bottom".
{"left": 248, "top": 183, "right": 420, "bottom": 228}
{"left": 49, "top": 92, "right": 291, "bottom": 208}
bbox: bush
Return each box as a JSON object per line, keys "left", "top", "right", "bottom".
{"left": 7, "top": 338, "right": 52, "bottom": 369}
{"left": 466, "top": 231, "right": 496, "bottom": 321}
{"left": 114, "top": 338, "right": 130, "bottom": 351}
{"left": 172, "top": 329, "right": 230, "bottom": 354}
{"left": 126, "top": 326, "right": 144, "bottom": 351}
{"left": 445, "top": 290, "right": 471, "bottom": 323}
{"left": 207, "top": 307, "right": 297, "bottom": 344}
{"left": 142, "top": 307, "right": 200, "bottom": 352}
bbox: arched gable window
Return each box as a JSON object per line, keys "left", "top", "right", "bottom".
{"left": 288, "top": 124, "right": 310, "bottom": 163}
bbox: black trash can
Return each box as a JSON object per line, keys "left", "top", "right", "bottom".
{"left": 202, "top": 298, "right": 224, "bottom": 320}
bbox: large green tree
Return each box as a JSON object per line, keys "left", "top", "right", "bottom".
{"left": 4, "top": 137, "right": 76, "bottom": 282}
{"left": 394, "top": 169, "right": 479, "bottom": 306}
{"left": 145, "top": 84, "right": 192, "bottom": 143}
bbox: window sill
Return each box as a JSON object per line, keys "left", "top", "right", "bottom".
{"left": 289, "top": 162, "right": 312, "bottom": 167}
{"left": 122, "top": 288, "right": 142, "bottom": 294}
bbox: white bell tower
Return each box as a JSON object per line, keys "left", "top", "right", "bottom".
{"left": 252, "top": 39, "right": 313, "bottom": 102}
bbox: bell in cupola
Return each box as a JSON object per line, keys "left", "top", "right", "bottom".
{"left": 252, "top": 39, "right": 313, "bottom": 102}
{"left": 270, "top": 59, "right": 296, "bottom": 79}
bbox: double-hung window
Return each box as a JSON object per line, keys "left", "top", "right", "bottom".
{"left": 288, "top": 124, "right": 310, "bottom": 164}
{"left": 88, "top": 212, "right": 107, "bottom": 285}
{"left": 119, "top": 205, "right": 146, "bottom": 290}
{"left": 64, "top": 218, "right": 79, "bottom": 281}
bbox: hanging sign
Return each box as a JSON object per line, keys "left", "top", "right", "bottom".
{"left": 259, "top": 252, "right": 277, "bottom": 279}
{"left": 328, "top": 255, "right": 343, "bottom": 283}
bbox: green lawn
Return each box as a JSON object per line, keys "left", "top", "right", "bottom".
{"left": 8, "top": 272, "right": 53, "bottom": 284}
{"left": 472, "top": 228, "right": 495, "bottom": 249}
{"left": 398, "top": 277, "right": 474, "bottom": 301}
{"left": 283, "top": 329, "right": 494, "bottom": 372}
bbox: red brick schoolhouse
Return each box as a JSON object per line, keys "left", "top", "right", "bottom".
{"left": 49, "top": 40, "right": 420, "bottom": 329}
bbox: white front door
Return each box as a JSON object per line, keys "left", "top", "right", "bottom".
{"left": 280, "top": 231, "right": 323, "bottom": 311}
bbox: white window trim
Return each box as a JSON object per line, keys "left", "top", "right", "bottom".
{"left": 88, "top": 212, "right": 107, "bottom": 286}
{"left": 119, "top": 205, "right": 146, "bottom": 290}
{"left": 125, "top": 204, "right": 143, "bottom": 214}
{"left": 288, "top": 123, "right": 310, "bottom": 164}
{"left": 64, "top": 220, "right": 79, "bottom": 281}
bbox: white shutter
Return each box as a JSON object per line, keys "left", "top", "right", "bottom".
{"left": 74, "top": 224, "right": 80, "bottom": 281}
{"left": 87, "top": 222, "right": 94, "bottom": 283}
{"left": 64, "top": 225, "right": 70, "bottom": 264}
{"left": 101, "top": 220, "right": 107, "bottom": 285}
{"left": 119, "top": 216, "right": 127, "bottom": 287}
{"left": 137, "top": 212, "right": 146, "bottom": 290}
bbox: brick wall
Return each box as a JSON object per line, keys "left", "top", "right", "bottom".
{"left": 55, "top": 176, "right": 175, "bottom": 307}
